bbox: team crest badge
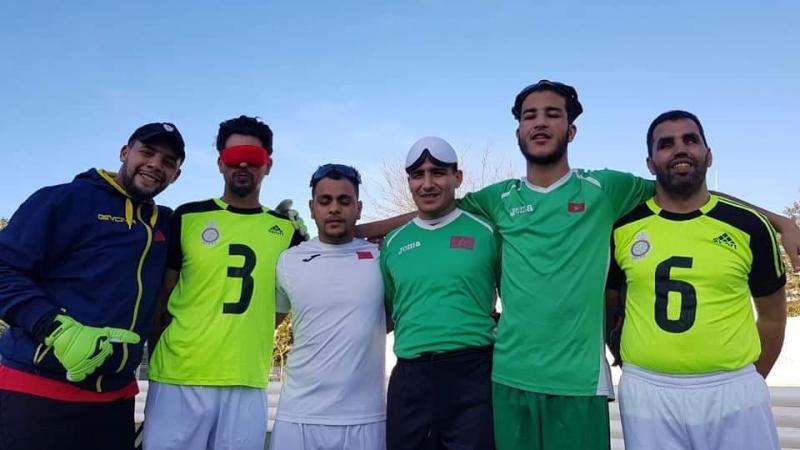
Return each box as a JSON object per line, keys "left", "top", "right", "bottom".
{"left": 630, "top": 232, "right": 651, "bottom": 260}
{"left": 201, "top": 222, "right": 221, "bottom": 245}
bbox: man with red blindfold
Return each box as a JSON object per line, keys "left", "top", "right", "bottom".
{"left": 144, "top": 115, "right": 305, "bottom": 450}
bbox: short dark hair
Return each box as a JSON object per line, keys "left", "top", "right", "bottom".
{"left": 646, "top": 110, "right": 708, "bottom": 156}
{"left": 512, "top": 80, "right": 583, "bottom": 124}
{"left": 216, "top": 115, "right": 274, "bottom": 154}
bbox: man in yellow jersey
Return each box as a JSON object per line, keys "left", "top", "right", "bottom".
{"left": 144, "top": 115, "right": 304, "bottom": 450}
{"left": 607, "top": 110, "right": 787, "bottom": 450}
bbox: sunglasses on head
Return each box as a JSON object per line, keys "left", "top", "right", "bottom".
{"left": 309, "top": 164, "right": 362, "bottom": 188}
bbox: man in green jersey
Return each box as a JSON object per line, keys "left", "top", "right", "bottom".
{"left": 144, "top": 115, "right": 303, "bottom": 450}
{"left": 382, "top": 136, "right": 499, "bottom": 450}
{"left": 607, "top": 111, "right": 786, "bottom": 450}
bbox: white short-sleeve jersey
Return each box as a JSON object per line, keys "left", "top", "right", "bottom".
{"left": 275, "top": 238, "right": 386, "bottom": 425}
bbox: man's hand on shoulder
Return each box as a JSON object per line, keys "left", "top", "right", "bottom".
{"left": 275, "top": 199, "right": 310, "bottom": 241}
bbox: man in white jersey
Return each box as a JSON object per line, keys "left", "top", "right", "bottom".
{"left": 270, "top": 164, "right": 386, "bottom": 450}
{"left": 381, "top": 137, "right": 499, "bottom": 450}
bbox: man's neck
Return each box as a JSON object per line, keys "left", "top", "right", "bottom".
{"left": 526, "top": 159, "right": 570, "bottom": 188}
{"left": 417, "top": 203, "right": 457, "bottom": 221}
{"left": 319, "top": 235, "right": 354, "bottom": 245}
{"left": 654, "top": 184, "right": 710, "bottom": 214}
{"left": 222, "top": 190, "right": 261, "bottom": 209}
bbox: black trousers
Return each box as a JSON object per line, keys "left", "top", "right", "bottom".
{"left": 0, "top": 389, "right": 135, "bottom": 450}
{"left": 387, "top": 346, "right": 495, "bottom": 450}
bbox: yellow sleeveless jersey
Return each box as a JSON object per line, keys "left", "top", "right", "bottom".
{"left": 149, "top": 199, "right": 302, "bottom": 387}
{"left": 610, "top": 195, "right": 785, "bottom": 374}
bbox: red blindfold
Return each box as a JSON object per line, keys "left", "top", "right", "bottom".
{"left": 220, "top": 145, "right": 272, "bottom": 167}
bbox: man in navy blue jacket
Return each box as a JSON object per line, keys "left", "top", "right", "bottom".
{"left": 0, "top": 122, "right": 184, "bottom": 450}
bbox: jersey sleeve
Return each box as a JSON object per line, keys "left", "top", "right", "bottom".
{"left": 379, "top": 245, "right": 395, "bottom": 315}
{"left": 592, "top": 170, "right": 655, "bottom": 219}
{"left": 606, "top": 239, "right": 625, "bottom": 291}
{"left": 457, "top": 184, "right": 501, "bottom": 225}
{"left": 166, "top": 207, "right": 184, "bottom": 271}
{"left": 748, "top": 215, "right": 787, "bottom": 298}
{"left": 275, "top": 254, "right": 292, "bottom": 313}
{"left": 289, "top": 229, "right": 304, "bottom": 248}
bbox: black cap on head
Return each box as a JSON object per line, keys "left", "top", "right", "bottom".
{"left": 128, "top": 122, "right": 186, "bottom": 162}
{"left": 511, "top": 80, "right": 583, "bottom": 123}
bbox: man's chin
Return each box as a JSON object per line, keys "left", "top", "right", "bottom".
{"left": 519, "top": 144, "right": 567, "bottom": 166}
{"left": 127, "top": 182, "right": 164, "bottom": 201}
{"left": 231, "top": 185, "right": 255, "bottom": 198}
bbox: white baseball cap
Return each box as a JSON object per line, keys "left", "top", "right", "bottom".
{"left": 405, "top": 136, "right": 458, "bottom": 173}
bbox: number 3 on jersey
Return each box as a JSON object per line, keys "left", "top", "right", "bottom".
{"left": 223, "top": 244, "right": 256, "bottom": 314}
{"left": 654, "top": 256, "right": 697, "bottom": 333}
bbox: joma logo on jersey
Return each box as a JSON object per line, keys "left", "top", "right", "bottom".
{"left": 97, "top": 213, "right": 126, "bottom": 223}
{"left": 398, "top": 241, "right": 421, "bottom": 255}
{"left": 509, "top": 204, "right": 534, "bottom": 217}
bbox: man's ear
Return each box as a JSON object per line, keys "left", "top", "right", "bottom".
{"left": 120, "top": 145, "right": 129, "bottom": 163}
{"left": 454, "top": 169, "right": 464, "bottom": 189}
{"left": 357, "top": 200, "right": 363, "bottom": 220}
{"left": 646, "top": 157, "right": 656, "bottom": 176}
{"left": 567, "top": 124, "right": 577, "bottom": 143}
{"left": 169, "top": 168, "right": 182, "bottom": 184}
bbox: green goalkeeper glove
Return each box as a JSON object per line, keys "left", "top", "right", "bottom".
{"left": 275, "top": 199, "right": 310, "bottom": 241}
{"left": 43, "top": 314, "right": 140, "bottom": 382}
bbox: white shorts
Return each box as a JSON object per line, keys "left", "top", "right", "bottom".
{"left": 619, "top": 364, "right": 779, "bottom": 450}
{"left": 142, "top": 381, "right": 268, "bottom": 450}
{"left": 269, "top": 419, "right": 386, "bottom": 450}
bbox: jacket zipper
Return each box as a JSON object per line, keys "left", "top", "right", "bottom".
{"left": 114, "top": 204, "right": 153, "bottom": 375}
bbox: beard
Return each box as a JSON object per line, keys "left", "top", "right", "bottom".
{"left": 518, "top": 133, "right": 568, "bottom": 165}
{"left": 230, "top": 183, "right": 256, "bottom": 198}
{"left": 229, "top": 171, "right": 257, "bottom": 198}
{"left": 653, "top": 154, "right": 709, "bottom": 198}
{"left": 119, "top": 163, "right": 167, "bottom": 201}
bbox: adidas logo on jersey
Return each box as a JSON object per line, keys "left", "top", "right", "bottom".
{"left": 713, "top": 232, "right": 736, "bottom": 249}
{"left": 269, "top": 225, "right": 284, "bottom": 236}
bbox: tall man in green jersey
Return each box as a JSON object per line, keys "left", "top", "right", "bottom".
{"left": 144, "top": 115, "right": 303, "bottom": 450}
{"left": 608, "top": 111, "right": 786, "bottom": 450}
{"left": 382, "top": 137, "right": 499, "bottom": 450}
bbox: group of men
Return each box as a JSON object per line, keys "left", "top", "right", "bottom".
{"left": 0, "top": 81, "right": 797, "bottom": 450}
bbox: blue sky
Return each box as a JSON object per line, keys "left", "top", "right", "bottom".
{"left": 1, "top": 0, "right": 797, "bottom": 221}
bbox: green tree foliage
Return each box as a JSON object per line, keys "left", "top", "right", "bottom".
{"left": 272, "top": 316, "right": 293, "bottom": 380}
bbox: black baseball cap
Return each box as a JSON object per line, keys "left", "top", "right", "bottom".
{"left": 511, "top": 80, "right": 583, "bottom": 123}
{"left": 128, "top": 122, "right": 186, "bottom": 162}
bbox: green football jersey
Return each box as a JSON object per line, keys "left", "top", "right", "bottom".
{"left": 458, "top": 169, "right": 654, "bottom": 396}
{"left": 611, "top": 196, "right": 785, "bottom": 374}
{"left": 149, "top": 199, "right": 302, "bottom": 388}
{"left": 381, "top": 208, "right": 499, "bottom": 359}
